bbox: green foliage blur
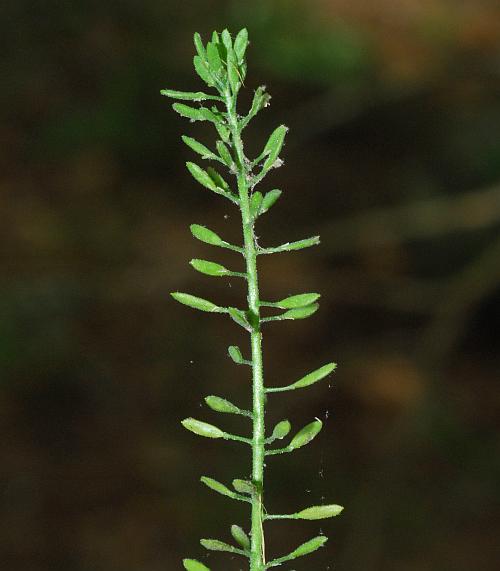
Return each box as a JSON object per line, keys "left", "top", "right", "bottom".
{"left": 1, "top": 1, "right": 499, "bottom": 570}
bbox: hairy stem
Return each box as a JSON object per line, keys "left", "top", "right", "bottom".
{"left": 226, "top": 92, "right": 266, "bottom": 571}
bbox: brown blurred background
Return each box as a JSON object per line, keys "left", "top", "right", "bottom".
{"left": 1, "top": 1, "right": 500, "bottom": 570}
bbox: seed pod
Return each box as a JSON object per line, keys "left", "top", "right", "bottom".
{"left": 228, "top": 345, "right": 244, "bottom": 364}
{"left": 200, "top": 476, "right": 234, "bottom": 498}
{"left": 187, "top": 162, "right": 219, "bottom": 191}
{"left": 288, "top": 535, "right": 328, "bottom": 559}
{"left": 200, "top": 539, "right": 239, "bottom": 553}
{"left": 190, "top": 224, "right": 224, "bottom": 246}
{"left": 228, "top": 307, "right": 250, "bottom": 329}
{"left": 231, "top": 524, "right": 250, "bottom": 550}
{"left": 232, "top": 479, "right": 254, "bottom": 494}
{"left": 282, "top": 303, "right": 319, "bottom": 320}
{"left": 162, "top": 90, "right": 215, "bottom": 101}
{"left": 181, "top": 418, "right": 224, "bottom": 439}
{"left": 289, "top": 419, "right": 323, "bottom": 450}
{"left": 171, "top": 292, "right": 220, "bottom": 313}
{"left": 260, "top": 189, "right": 281, "bottom": 213}
{"left": 250, "top": 191, "right": 263, "bottom": 217}
{"left": 262, "top": 125, "right": 288, "bottom": 171}
{"left": 296, "top": 504, "right": 344, "bottom": 520}
{"left": 183, "top": 559, "right": 210, "bottom": 571}
{"left": 205, "top": 395, "right": 241, "bottom": 415}
{"left": 291, "top": 362, "right": 337, "bottom": 389}
{"left": 190, "top": 259, "right": 228, "bottom": 277}
{"left": 216, "top": 140, "right": 233, "bottom": 167}
{"left": 271, "top": 420, "right": 291, "bottom": 440}
{"left": 276, "top": 293, "right": 321, "bottom": 309}
{"left": 182, "top": 136, "right": 219, "bottom": 160}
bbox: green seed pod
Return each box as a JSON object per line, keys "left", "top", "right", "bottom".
{"left": 288, "top": 535, "right": 328, "bottom": 559}
{"left": 200, "top": 539, "right": 238, "bottom": 553}
{"left": 183, "top": 558, "right": 210, "bottom": 571}
{"left": 289, "top": 419, "right": 323, "bottom": 450}
{"left": 181, "top": 418, "right": 224, "bottom": 439}
{"left": 190, "top": 259, "right": 228, "bottom": 277}
{"left": 262, "top": 125, "right": 288, "bottom": 171}
{"left": 260, "top": 189, "right": 281, "bottom": 213}
{"left": 161, "top": 90, "right": 214, "bottom": 101}
{"left": 182, "top": 137, "right": 219, "bottom": 160}
{"left": 276, "top": 293, "right": 321, "bottom": 309}
{"left": 187, "top": 162, "right": 218, "bottom": 191}
{"left": 296, "top": 504, "right": 344, "bottom": 520}
{"left": 216, "top": 140, "right": 233, "bottom": 167}
{"left": 291, "top": 362, "right": 337, "bottom": 389}
{"left": 231, "top": 524, "right": 250, "bottom": 550}
{"left": 250, "top": 191, "right": 263, "bottom": 217}
{"left": 205, "top": 395, "right": 241, "bottom": 414}
{"left": 232, "top": 479, "right": 254, "bottom": 494}
{"left": 200, "top": 476, "right": 234, "bottom": 498}
{"left": 228, "top": 345, "right": 244, "bottom": 364}
{"left": 228, "top": 307, "right": 250, "bottom": 329}
{"left": 271, "top": 420, "right": 291, "bottom": 440}
{"left": 171, "top": 292, "right": 221, "bottom": 313}
{"left": 282, "top": 303, "right": 319, "bottom": 320}
{"left": 190, "top": 224, "right": 224, "bottom": 246}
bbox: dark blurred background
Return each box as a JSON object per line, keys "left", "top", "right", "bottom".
{"left": 1, "top": 1, "right": 500, "bottom": 570}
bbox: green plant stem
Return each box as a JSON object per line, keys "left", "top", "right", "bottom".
{"left": 226, "top": 91, "right": 266, "bottom": 571}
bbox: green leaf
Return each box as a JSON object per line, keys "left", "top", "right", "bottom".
{"left": 271, "top": 420, "right": 291, "bottom": 440}
{"left": 181, "top": 418, "right": 224, "bottom": 438}
{"left": 227, "top": 50, "right": 240, "bottom": 94}
{"left": 231, "top": 524, "right": 250, "bottom": 551}
{"left": 183, "top": 558, "right": 210, "bottom": 571}
{"left": 190, "top": 224, "right": 224, "bottom": 246}
{"left": 171, "top": 292, "right": 221, "bottom": 313}
{"left": 190, "top": 258, "right": 228, "bottom": 277}
{"left": 228, "top": 345, "right": 244, "bottom": 364}
{"left": 289, "top": 419, "right": 323, "bottom": 450}
{"left": 206, "top": 42, "right": 222, "bottom": 74}
{"left": 193, "top": 32, "right": 206, "bottom": 59}
{"left": 161, "top": 89, "right": 218, "bottom": 101}
{"left": 193, "top": 55, "right": 214, "bottom": 87}
{"left": 221, "top": 29, "right": 233, "bottom": 52}
{"left": 296, "top": 504, "right": 344, "bottom": 520}
{"left": 281, "top": 303, "right": 319, "bottom": 320}
{"left": 200, "top": 539, "right": 241, "bottom": 554}
{"left": 212, "top": 31, "right": 220, "bottom": 44}
{"left": 216, "top": 140, "right": 233, "bottom": 167}
{"left": 291, "top": 363, "right": 337, "bottom": 390}
{"left": 262, "top": 125, "right": 288, "bottom": 170}
{"left": 182, "top": 137, "right": 219, "bottom": 161}
{"left": 232, "top": 479, "right": 254, "bottom": 494}
{"left": 260, "top": 189, "right": 282, "bottom": 213}
{"left": 228, "top": 307, "right": 250, "bottom": 330}
{"left": 200, "top": 476, "right": 234, "bottom": 498}
{"left": 275, "top": 293, "right": 321, "bottom": 309}
{"left": 250, "top": 192, "right": 263, "bottom": 218}
{"left": 205, "top": 395, "right": 241, "bottom": 414}
{"left": 234, "top": 28, "right": 249, "bottom": 63}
